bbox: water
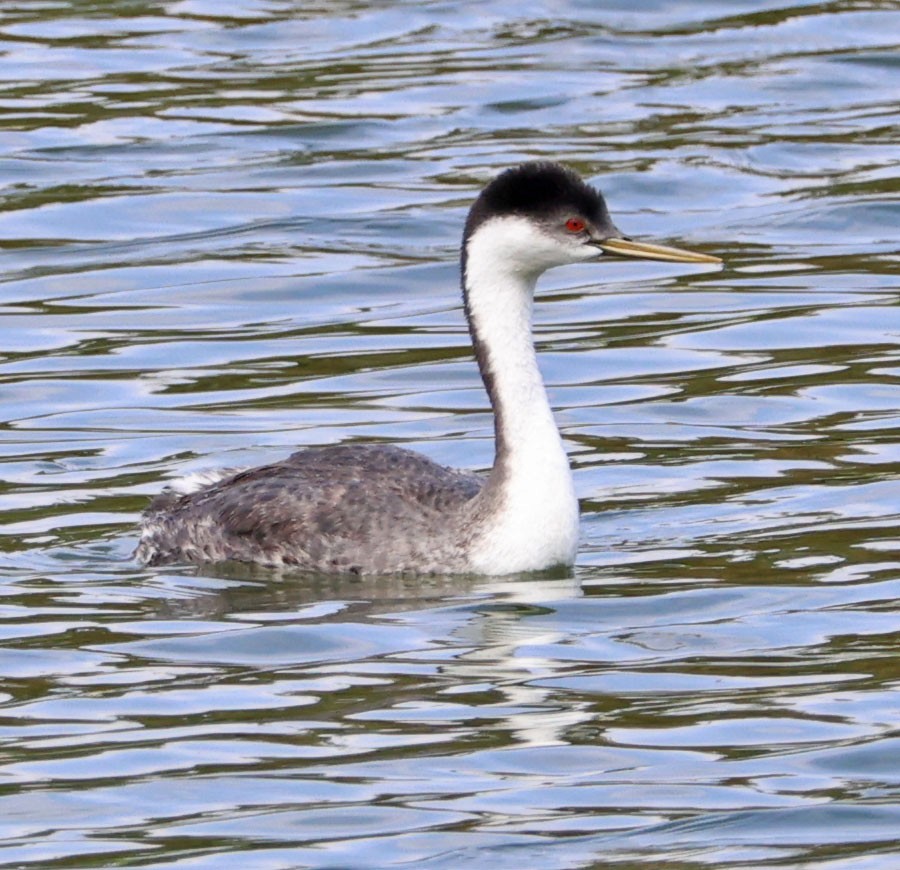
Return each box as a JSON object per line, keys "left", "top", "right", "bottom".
{"left": 1, "top": 1, "right": 898, "bottom": 867}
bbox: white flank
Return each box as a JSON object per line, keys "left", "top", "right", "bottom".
{"left": 164, "top": 467, "right": 242, "bottom": 496}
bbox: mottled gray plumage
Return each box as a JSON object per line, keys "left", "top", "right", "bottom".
{"left": 137, "top": 444, "right": 485, "bottom": 573}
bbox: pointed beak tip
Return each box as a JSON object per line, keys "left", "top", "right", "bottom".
{"left": 596, "top": 237, "right": 722, "bottom": 266}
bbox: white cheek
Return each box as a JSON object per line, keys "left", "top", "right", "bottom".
{"left": 571, "top": 241, "right": 602, "bottom": 263}
{"left": 468, "top": 216, "right": 583, "bottom": 273}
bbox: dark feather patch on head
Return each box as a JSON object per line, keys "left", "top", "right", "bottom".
{"left": 464, "top": 161, "right": 612, "bottom": 241}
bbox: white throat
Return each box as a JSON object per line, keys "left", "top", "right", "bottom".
{"left": 462, "top": 217, "right": 579, "bottom": 573}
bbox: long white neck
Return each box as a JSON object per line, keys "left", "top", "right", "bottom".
{"left": 462, "top": 219, "right": 579, "bottom": 574}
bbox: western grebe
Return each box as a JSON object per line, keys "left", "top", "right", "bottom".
{"left": 136, "top": 162, "right": 720, "bottom": 575}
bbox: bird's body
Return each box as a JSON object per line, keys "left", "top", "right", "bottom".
{"left": 136, "top": 162, "right": 719, "bottom": 575}
{"left": 139, "top": 445, "right": 482, "bottom": 573}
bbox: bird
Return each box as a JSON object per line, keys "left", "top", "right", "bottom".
{"left": 136, "top": 161, "right": 720, "bottom": 576}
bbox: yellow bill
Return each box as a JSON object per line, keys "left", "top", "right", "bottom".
{"left": 596, "top": 237, "right": 722, "bottom": 264}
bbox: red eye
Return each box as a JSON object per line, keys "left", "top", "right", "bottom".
{"left": 565, "top": 217, "right": 586, "bottom": 233}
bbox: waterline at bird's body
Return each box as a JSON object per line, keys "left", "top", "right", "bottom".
{"left": 136, "top": 162, "right": 720, "bottom": 575}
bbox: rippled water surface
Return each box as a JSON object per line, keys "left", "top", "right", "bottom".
{"left": 1, "top": 1, "right": 898, "bottom": 867}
